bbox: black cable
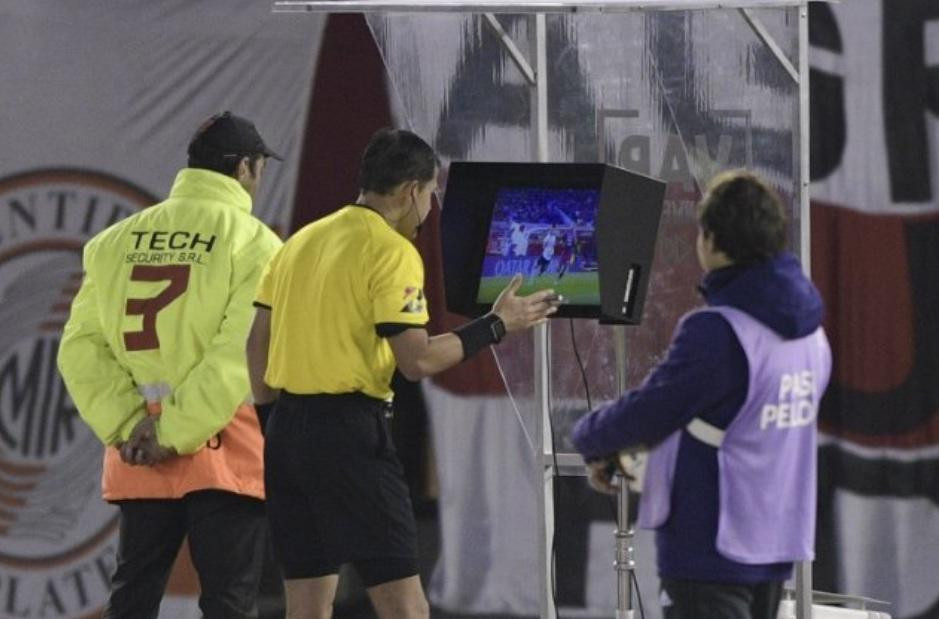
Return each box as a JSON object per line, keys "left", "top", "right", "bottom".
{"left": 568, "top": 318, "right": 592, "bottom": 411}
{"left": 569, "top": 318, "right": 645, "bottom": 618}
{"left": 571, "top": 316, "right": 620, "bottom": 524}
{"left": 547, "top": 320, "right": 591, "bottom": 616}
{"left": 631, "top": 568, "right": 646, "bottom": 618}
{"left": 547, "top": 318, "right": 603, "bottom": 614}
{"left": 547, "top": 385, "right": 561, "bottom": 616}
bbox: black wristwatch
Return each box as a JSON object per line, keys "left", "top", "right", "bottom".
{"left": 485, "top": 313, "right": 506, "bottom": 344}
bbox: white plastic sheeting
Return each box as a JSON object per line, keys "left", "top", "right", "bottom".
{"left": 368, "top": 6, "right": 801, "bottom": 462}
{"left": 364, "top": 6, "right": 803, "bottom": 615}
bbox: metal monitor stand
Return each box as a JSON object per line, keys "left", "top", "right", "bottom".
{"left": 615, "top": 474, "right": 636, "bottom": 619}
{"left": 474, "top": 16, "right": 554, "bottom": 615}
{"left": 613, "top": 327, "right": 636, "bottom": 618}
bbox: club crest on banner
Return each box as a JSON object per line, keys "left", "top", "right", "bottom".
{"left": 0, "top": 169, "right": 154, "bottom": 618}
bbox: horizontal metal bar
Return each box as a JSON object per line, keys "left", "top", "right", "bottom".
{"left": 808, "top": 590, "right": 891, "bottom": 608}
{"left": 273, "top": 1, "right": 812, "bottom": 15}
{"left": 544, "top": 452, "right": 587, "bottom": 477}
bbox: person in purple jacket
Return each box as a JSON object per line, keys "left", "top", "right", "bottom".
{"left": 572, "top": 170, "right": 832, "bottom": 619}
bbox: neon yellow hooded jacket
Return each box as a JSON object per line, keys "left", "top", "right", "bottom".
{"left": 58, "top": 168, "right": 281, "bottom": 498}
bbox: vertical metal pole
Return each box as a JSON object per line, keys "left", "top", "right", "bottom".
{"left": 798, "top": 2, "right": 811, "bottom": 277}
{"left": 535, "top": 320, "right": 554, "bottom": 619}
{"left": 616, "top": 477, "right": 635, "bottom": 619}
{"left": 614, "top": 326, "right": 628, "bottom": 396}
{"left": 534, "top": 13, "right": 549, "bottom": 163}
{"left": 531, "top": 12, "right": 555, "bottom": 619}
{"left": 796, "top": 561, "right": 813, "bottom": 619}
{"left": 613, "top": 326, "right": 634, "bottom": 618}
{"left": 796, "top": 4, "right": 814, "bottom": 619}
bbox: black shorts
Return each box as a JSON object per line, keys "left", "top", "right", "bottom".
{"left": 264, "top": 392, "right": 418, "bottom": 587}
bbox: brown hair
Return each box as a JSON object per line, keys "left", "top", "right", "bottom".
{"left": 697, "top": 170, "right": 787, "bottom": 265}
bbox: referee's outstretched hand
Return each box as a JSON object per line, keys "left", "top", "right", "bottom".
{"left": 492, "top": 273, "right": 562, "bottom": 333}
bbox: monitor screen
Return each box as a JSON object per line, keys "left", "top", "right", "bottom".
{"left": 441, "top": 161, "right": 665, "bottom": 324}
{"left": 476, "top": 186, "right": 601, "bottom": 305}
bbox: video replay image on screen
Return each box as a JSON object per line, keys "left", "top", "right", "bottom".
{"left": 476, "top": 186, "right": 601, "bottom": 305}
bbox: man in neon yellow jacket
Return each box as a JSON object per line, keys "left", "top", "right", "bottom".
{"left": 58, "top": 111, "right": 283, "bottom": 619}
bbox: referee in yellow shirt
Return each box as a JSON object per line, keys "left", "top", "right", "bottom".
{"left": 247, "top": 128, "right": 560, "bottom": 619}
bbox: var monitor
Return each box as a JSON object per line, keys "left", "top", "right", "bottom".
{"left": 441, "top": 162, "right": 665, "bottom": 324}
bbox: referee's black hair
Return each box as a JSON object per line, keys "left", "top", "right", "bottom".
{"left": 359, "top": 128, "right": 439, "bottom": 194}
{"left": 697, "top": 170, "right": 787, "bottom": 265}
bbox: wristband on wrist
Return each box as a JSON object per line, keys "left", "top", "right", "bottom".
{"left": 454, "top": 313, "right": 506, "bottom": 360}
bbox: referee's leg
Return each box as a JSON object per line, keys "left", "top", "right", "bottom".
{"left": 366, "top": 575, "right": 429, "bottom": 619}
{"left": 283, "top": 575, "right": 340, "bottom": 619}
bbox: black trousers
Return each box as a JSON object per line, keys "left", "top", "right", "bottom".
{"left": 105, "top": 490, "right": 267, "bottom": 619}
{"left": 661, "top": 578, "right": 784, "bottom": 619}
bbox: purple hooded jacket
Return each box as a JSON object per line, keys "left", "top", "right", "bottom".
{"left": 572, "top": 252, "right": 826, "bottom": 582}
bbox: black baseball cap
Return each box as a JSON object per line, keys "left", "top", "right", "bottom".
{"left": 188, "top": 111, "right": 283, "bottom": 161}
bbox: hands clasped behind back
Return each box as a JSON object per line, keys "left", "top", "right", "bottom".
{"left": 118, "top": 415, "right": 177, "bottom": 467}
{"left": 491, "top": 273, "right": 562, "bottom": 333}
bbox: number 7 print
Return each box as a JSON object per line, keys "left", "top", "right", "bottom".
{"left": 123, "top": 264, "right": 191, "bottom": 351}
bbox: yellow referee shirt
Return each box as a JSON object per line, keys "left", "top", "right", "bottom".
{"left": 256, "top": 205, "right": 429, "bottom": 400}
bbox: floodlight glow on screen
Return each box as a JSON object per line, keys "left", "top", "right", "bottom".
{"left": 476, "top": 186, "right": 601, "bottom": 305}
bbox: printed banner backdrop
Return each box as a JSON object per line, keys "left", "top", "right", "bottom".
{"left": 809, "top": 2, "right": 939, "bottom": 619}
{"left": 0, "top": 3, "right": 323, "bottom": 617}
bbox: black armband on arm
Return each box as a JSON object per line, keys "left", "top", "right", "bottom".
{"left": 453, "top": 314, "right": 506, "bottom": 361}
{"left": 376, "top": 322, "right": 425, "bottom": 338}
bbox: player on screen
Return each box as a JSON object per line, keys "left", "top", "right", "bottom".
{"left": 510, "top": 223, "right": 529, "bottom": 257}
{"left": 554, "top": 232, "right": 577, "bottom": 283}
{"left": 535, "top": 225, "right": 558, "bottom": 276}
